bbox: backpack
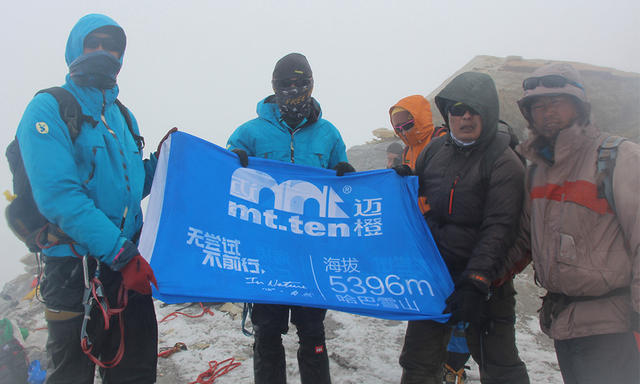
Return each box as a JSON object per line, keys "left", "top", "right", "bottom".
{"left": 5, "top": 87, "right": 144, "bottom": 253}
{"left": 595, "top": 135, "right": 626, "bottom": 215}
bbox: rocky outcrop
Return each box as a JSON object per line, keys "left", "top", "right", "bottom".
{"left": 426, "top": 55, "right": 640, "bottom": 142}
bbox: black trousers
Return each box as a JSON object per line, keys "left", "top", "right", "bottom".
{"left": 555, "top": 331, "right": 639, "bottom": 384}
{"left": 399, "top": 279, "right": 530, "bottom": 384}
{"left": 42, "top": 256, "right": 157, "bottom": 384}
{"left": 251, "top": 303, "right": 331, "bottom": 384}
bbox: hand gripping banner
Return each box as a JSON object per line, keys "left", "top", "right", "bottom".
{"left": 140, "top": 132, "right": 453, "bottom": 321}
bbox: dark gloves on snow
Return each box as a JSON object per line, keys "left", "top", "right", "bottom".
{"left": 111, "top": 240, "right": 158, "bottom": 295}
{"left": 232, "top": 148, "right": 249, "bottom": 168}
{"left": 443, "top": 278, "right": 485, "bottom": 326}
{"left": 333, "top": 162, "right": 356, "bottom": 176}
{"left": 392, "top": 164, "right": 413, "bottom": 177}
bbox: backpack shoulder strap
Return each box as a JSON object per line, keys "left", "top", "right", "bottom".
{"left": 35, "top": 87, "right": 98, "bottom": 143}
{"left": 114, "top": 99, "right": 145, "bottom": 151}
{"left": 596, "top": 135, "right": 627, "bottom": 215}
{"left": 431, "top": 125, "right": 448, "bottom": 140}
{"left": 480, "top": 130, "right": 511, "bottom": 182}
{"left": 421, "top": 135, "right": 447, "bottom": 169}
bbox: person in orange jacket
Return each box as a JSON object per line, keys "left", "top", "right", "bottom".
{"left": 389, "top": 95, "right": 443, "bottom": 169}
{"left": 390, "top": 95, "right": 447, "bottom": 213}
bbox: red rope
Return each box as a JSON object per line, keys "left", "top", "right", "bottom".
{"left": 188, "top": 358, "right": 241, "bottom": 384}
{"left": 159, "top": 302, "right": 214, "bottom": 323}
{"left": 81, "top": 307, "right": 125, "bottom": 369}
{"left": 158, "top": 342, "right": 187, "bottom": 358}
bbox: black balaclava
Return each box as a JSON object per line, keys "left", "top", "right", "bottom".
{"left": 272, "top": 53, "right": 314, "bottom": 128}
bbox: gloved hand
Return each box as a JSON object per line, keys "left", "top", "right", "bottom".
{"left": 232, "top": 148, "right": 249, "bottom": 167}
{"left": 156, "top": 127, "right": 178, "bottom": 156}
{"left": 333, "top": 162, "right": 356, "bottom": 176}
{"left": 111, "top": 240, "right": 157, "bottom": 295}
{"left": 443, "top": 279, "right": 485, "bottom": 326}
{"left": 392, "top": 164, "right": 413, "bottom": 177}
{"left": 632, "top": 311, "right": 640, "bottom": 351}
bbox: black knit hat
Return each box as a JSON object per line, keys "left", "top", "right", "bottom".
{"left": 273, "top": 53, "right": 312, "bottom": 79}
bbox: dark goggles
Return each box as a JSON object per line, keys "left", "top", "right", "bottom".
{"left": 522, "top": 75, "right": 584, "bottom": 92}
{"left": 83, "top": 35, "right": 124, "bottom": 53}
{"left": 448, "top": 104, "right": 480, "bottom": 117}
{"left": 393, "top": 119, "right": 415, "bottom": 131}
{"left": 273, "top": 78, "right": 312, "bottom": 88}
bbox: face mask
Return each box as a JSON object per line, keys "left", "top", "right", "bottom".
{"left": 69, "top": 50, "right": 122, "bottom": 90}
{"left": 272, "top": 80, "right": 314, "bottom": 126}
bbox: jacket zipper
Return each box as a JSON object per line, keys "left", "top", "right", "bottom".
{"left": 449, "top": 174, "right": 460, "bottom": 215}
{"left": 290, "top": 131, "right": 295, "bottom": 163}
{"left": 100, "top": 91, "right": 129, "bottom": 232}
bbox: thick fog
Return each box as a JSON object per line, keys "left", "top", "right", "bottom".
{"left": 0, "top": 0, "right": 638, "bottom": 286}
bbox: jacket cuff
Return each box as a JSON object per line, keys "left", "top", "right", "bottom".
{"left": 459, "top": 273, "right": 491, "bottom": 295}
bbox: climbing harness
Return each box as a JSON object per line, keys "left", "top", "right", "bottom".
{"left": 79, "top": 254, "right": 128, "bottom": 368}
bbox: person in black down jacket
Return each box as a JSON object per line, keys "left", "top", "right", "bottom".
{"left": 398, "top": 72, "right": 530, "bottom": 384}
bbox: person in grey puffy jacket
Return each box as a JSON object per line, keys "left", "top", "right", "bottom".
{"left": 517, "top": 62, "right": 640, "bottom": 384}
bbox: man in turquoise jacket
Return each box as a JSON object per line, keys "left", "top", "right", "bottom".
{"left": 227, "top": 52, "right": 352, "bottom": 384}
{"left": 16, "top": 14, "right": 161, "bottom": 383}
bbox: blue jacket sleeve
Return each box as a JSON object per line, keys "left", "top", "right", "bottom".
{"left": 327, "top": 126, "right": 349, "bottom": 169}
{"left": 227, "top": 124, "right": 255, "bottom": 156}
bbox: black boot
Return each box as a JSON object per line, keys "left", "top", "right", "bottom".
{"left": 253, "top": 327, "right": 287, "bottom": 384}
{"left": 297, "top": 343, "right": 332, "bottom": 384}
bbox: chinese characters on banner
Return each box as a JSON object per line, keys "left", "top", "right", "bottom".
{"left": 140, "top": 132, "right": 453, "bottom": 321}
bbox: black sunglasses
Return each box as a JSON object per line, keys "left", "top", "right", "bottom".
{"left": 83, "top": 35, "right": 124, "bottom": 53}
{"left": 273, "top": 78, "right": 312, "bottom": 88}
{"left": 448, "top": 104, "right": 480, "bottom": 117}
{"left": 522, "top": 75, "right": 584, "bottom": 92}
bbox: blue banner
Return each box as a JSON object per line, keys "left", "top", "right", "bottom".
{"left": 139, "top": 132, "right": 453, "bottom": 321}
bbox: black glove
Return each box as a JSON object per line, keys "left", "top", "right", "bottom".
{"left": 443, "top": 279, "right": 485, "bottom": 326}
{"left": 232, "top": 148, "right": 249, "bottom": 167}
{"left": 392, "top": 164, "right": 413, "bottom": 177}
{"left": 333, "top": 162, "right": 356, "bottom": 176}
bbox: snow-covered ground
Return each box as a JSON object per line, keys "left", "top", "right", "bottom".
{"left": 151, "top": 267, "right": 563, "bottom": 383}
{"left": 4, "top": 266, "right": 564, "bottom": 383}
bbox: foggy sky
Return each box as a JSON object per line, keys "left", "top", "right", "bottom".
{"left": 0, "top": 0, "right": 638, "bottom": 286}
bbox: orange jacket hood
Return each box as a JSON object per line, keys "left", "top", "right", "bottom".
{"left": 389, "top": 95, "right": 436, "bottom": 168}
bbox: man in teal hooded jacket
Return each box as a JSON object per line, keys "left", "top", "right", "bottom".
{"left": 227, "top": 52, "right": 352, "bottom": 384}
{"left": 16, "top": 14, "right": 162, "bottom": 383}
